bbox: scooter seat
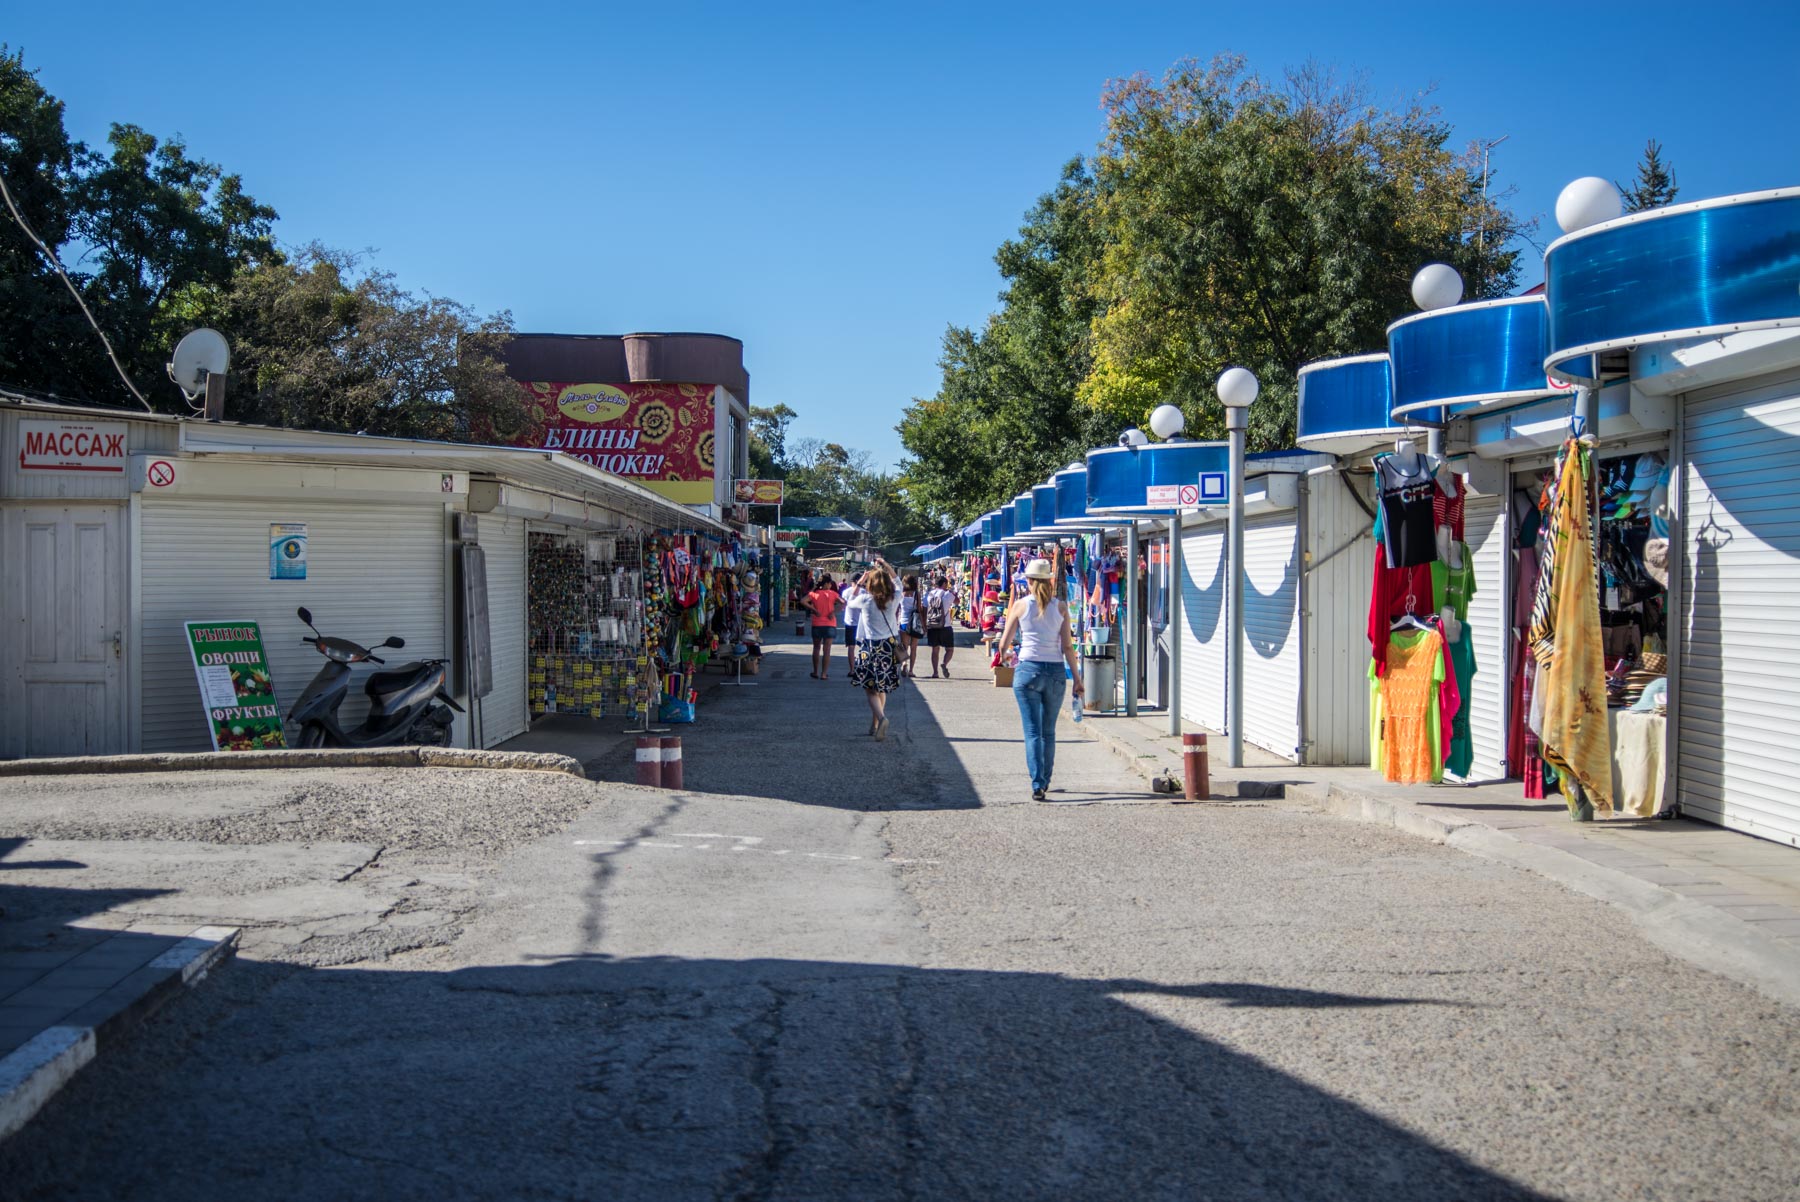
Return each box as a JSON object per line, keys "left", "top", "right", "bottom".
{"left": 365, "top": 662, "right": 436, "bottom": 698}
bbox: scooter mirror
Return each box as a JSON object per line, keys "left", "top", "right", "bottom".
{"left": 384, "top": 636, "right": 406, "bottom": 649}
{"left": 297, "top": 607, "right": 313, "bottom": 625}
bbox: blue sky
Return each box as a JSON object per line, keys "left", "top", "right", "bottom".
{"left": 11, "top": 2, "right": 1800, "bottom": 468}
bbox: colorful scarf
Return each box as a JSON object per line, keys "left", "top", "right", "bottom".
{"left": 1529, "top": 440, "right": 1614, "bottom": 814}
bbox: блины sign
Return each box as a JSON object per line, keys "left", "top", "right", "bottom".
{"left": 184, "top": 621, "right": 286, "bottom": 751}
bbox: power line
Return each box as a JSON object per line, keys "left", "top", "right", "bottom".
{"left": 0, "top": 164, "right": 154, "bottom": 413}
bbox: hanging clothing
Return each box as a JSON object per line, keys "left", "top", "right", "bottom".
{"left": 1377, "top": 452, "right": 1440, "bottom": 568}
{"left": 1433, "top": 474, "right": 1466, "bottom": 541}
{"left": 1431, "top": 544, "right": 1476, "bottom": 624}
{"left": 1368, "top": 547, "right": 1435, "bottom": 675}
{"left": 1445, "top": 631, "right": 1477, "bottom": 778}
{"left": 1529, "top": 441, "right": 1614, "bottom": 815}
{"left": 1375, "top": 627, "right": 1449, "bottom": 784}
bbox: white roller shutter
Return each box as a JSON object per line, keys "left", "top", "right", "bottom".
{"left": 1240, "top": 513, "right": 1302, "bottom": 761}
{"left": 140, "top": 498, "right": 447, "bottom": 752}
{"left": 1679, "top": 372, "right": 1800, "bottom": 847}
{"left": 481, "top": 514, "right": 529, "bottom": 745}
{"left": 1458, "top": 494, "right": 1508, "bottom": 781}
{"left": 1179, "top": 525, "right": 1226, "bottom": 731}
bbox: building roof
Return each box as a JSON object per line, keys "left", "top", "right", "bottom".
{"left": 1, "top": 393, "right": 724, "bottom": 534}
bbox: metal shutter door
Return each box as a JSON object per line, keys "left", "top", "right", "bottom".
{"left": 1679, "top": 374, "right": 1800, "bottom": 847}
{"left": 1459, "top": 494, "right": 1508, "bottom": 781}
{"left": 1179, "top": 526, "right": 1226, "bottom": 731}
{"left": 480, "top": 514, "right": 528, "bottom": 745}
{"left": 1241, "top": 513, "right": 1302, "bottom": 761}
{"left": 140, "top": 499, "right": 447, "bottom": 752}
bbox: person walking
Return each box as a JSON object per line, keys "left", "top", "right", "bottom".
{"left": 995, "top": 557, "right": 1082, "bottom": 801}
{"left": 805, "top": 573, "right": 843, "bottom": 679}
{"left": 923, "top": 573, "right": 957, "bottom": 677}
{"left": 847, "top": 557, "right": 904, "bottom": 740}
{"left": 840, "top": 572, "right": 866, "bottom": 677}
{"left": 898, "top": 575, "right": 923, "bottom": 678}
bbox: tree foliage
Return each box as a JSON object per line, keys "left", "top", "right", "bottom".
{"left": 899, "top": 55, "right": 1529, "bottom": 525}
{"left": 1619, "top": 138, "right": 1679, "bottom": 213}
{"left": 0, "top": 45, "right": 530, "bottom": 441}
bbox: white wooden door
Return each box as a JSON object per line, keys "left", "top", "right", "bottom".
{"left": 2, "top": 505, "right": 125, "bottom": 757}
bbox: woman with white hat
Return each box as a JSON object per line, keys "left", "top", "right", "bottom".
{"left": 994, "top": 556, "right": 1083, "bottom": 801}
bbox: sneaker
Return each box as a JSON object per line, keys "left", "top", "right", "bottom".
{"left": 1031, "top": 788, "right": 1047, "bottom": 802}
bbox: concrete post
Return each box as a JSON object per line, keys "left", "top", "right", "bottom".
{"left": 1125, "top": 523, "right": 1139, "bottom": 718}
{"left": 1226, "top": 407, "right": 1248, "bottom": 769}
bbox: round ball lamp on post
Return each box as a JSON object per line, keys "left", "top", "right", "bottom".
{"left": 1411, "top": 262, "right": 1464, "bottom": 312}
{"left": 1149, "top": 404, "right": 1186, "bottom": 441}
{"left": 1119, "top": 427, "right": 1150, "bottom": 447}
{"left": 1216, "top": 366, "right": 1257, "bottom": 769}
{"left": 1555, "top": 176, "right": 1623, "bottom": 234}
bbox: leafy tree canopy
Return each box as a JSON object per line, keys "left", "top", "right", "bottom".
{"left": 899, "top": 55, "right": 1528, "bottom": 526}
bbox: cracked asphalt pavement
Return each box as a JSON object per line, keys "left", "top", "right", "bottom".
{"left": 2, "top": 639, "right": 1796, "bottom": 1200}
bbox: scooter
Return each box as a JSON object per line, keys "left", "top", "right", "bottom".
{"left": 290, "top": 607, "right": 462, "bottom": 749}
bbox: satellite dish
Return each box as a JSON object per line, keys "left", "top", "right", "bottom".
{"left": 167, "top": 328, "right": 230, "bottom": 400}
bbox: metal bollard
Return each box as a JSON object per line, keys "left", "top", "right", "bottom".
{"left": 1182, "top": 732, "right": 1209, "bottom": 801}
{"left": 659, "top": 735, "right": 684, "bottom": 790}
{"left": 635, "top": 735, "right": 663, "bottom": 788}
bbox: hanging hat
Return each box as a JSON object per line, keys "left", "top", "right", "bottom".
{"left": 1024, "top": 558, "right": 1055, "bottom": 580}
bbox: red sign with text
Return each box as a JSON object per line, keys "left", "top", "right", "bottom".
{"left": 18, "top": 419, "right": 127, "bottom": 473}
{"left": 514, "top": 381, "right": 717, "bottom": 505}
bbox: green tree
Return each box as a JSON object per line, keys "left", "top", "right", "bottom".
{"left": 197, "top": 244, "right": 535, "bottom": 442}
{"left": 1618, "top": 138, "right": 1679, "bottom": 213}
{"left": 71, "top": 123, "right": 281, "bottom": 405}
{"left": 898, "top": 55, "right": 1529, "bottom": 523}
{"left": 1082, "top": 56, "right": 1523, "bottom": 448}
{"left": 748, "top": 402, "right": 797, "bottom": 476}
{"left": 0, "top": 46, "right": 92, "bottom": 397}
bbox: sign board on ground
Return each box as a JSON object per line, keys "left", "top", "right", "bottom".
{"left": 17, "top": 419, "right": 127, "bottom": 473}
{"left": 184, "top": 621, "right": 286, "bottom": 751}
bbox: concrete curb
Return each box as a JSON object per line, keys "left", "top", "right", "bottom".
{"left": 1085, "top": 717, "right": 1285, "bottom": 800}
{"left": 0, "top": 747, "right": 585, "bottom": 779}
{"left": 0, "top": 926, "right": 238, "bottom": 1142}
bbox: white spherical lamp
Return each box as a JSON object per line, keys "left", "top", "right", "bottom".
{"left": 1411, "top": 263, "right": 1464, "bottom": 311}
{"left": 1119, "top": 427, "right": 1149, "bottom": 447}
{"left": 1556, "top": 177, "right": 1623, "bottom": 234}
{"left": 1149, "top": 404, "right": 1185, "bottom": 440}
{"left": 1216, "top": 367, "right": 1259, "bottom": 409}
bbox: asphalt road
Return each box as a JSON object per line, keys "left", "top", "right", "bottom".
{"left": 2, "top": 638, "right": 1795, "bottom": 1200}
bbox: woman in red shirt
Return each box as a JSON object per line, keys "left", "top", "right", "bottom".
{"left": 805, "top": 574, "right": 844, "bottom": 679}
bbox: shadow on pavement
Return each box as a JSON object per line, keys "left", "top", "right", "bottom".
{"left": 0, "top": 951, "right": 1542, "bottom": 1202}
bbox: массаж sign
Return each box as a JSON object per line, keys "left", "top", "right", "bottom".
{"left": 18, "top": 419, "right": 127, "bottom": 473}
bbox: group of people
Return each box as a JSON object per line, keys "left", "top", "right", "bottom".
{"left": 793, "top": 556, "right": 1082, "bottom": 801}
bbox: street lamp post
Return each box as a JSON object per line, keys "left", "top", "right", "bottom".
{"left": 1216, "top": 368, "right": 1259, "bottom": 769}
{"left": 1150, "top": 404, "right": 1187, "bottom": 736}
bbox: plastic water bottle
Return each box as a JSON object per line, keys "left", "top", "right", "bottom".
{"left": 1070, "top": 691, "right": 1084, "bottom": 723}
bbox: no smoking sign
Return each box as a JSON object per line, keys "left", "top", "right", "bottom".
{"left": 147, "top": 459, "right": 176, "bottom": 488}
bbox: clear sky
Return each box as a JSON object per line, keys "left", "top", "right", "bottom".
{"left": 10, "top": 2, "right": 1800, "bottom": 468}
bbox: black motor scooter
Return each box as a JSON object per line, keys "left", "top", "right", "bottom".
{"left": 290, "top": 607, "right": 462, "bottom": 749}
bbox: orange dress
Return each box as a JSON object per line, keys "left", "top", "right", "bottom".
{"left": 1381, "top": 628, "right": 1446, "bottom": 784}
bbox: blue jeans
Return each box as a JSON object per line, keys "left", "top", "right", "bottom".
{"left": 1012, "top": 660, "right": 1066, "bottom": 792}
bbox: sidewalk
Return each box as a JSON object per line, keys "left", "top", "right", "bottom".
{"left": 1, "top": 921, "right": 237, "bottom": 1139}
{"left": 1082, "top": 709, "right": 1800, "bottom": 1009}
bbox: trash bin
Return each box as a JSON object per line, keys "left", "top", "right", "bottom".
{"left": 1082, "top": 651, "right": 1118, "bottom": 712}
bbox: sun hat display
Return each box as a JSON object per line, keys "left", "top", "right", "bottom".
{"left": 1023, "top": 558, "right": 1055, "bottom": 580}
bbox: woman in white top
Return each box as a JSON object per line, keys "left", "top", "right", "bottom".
{"left": 995, "top": 556, "right": 1083, "bottom": 800}
{"left": 846, "top": 557, "right": 905, "bottom": 740}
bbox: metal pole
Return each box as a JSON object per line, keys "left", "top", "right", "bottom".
{"left": 1227, "top": 407, "right": 1248, "bottom": 769}
{"left": 1124, "top": 523, "right": 1139, "bottom": 718}
{"left": 1167, "top": 512, "right": 1182, "bottom": 736}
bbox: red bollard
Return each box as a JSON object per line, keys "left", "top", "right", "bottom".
{"left": 659, "top": 735, "right": 684, "bottom": 790}
{"left": 1182, "top": 732, "right": 1209, "bottom": 801}
{"left": 635, "top": 735, "right": 663, "bottom": 787}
